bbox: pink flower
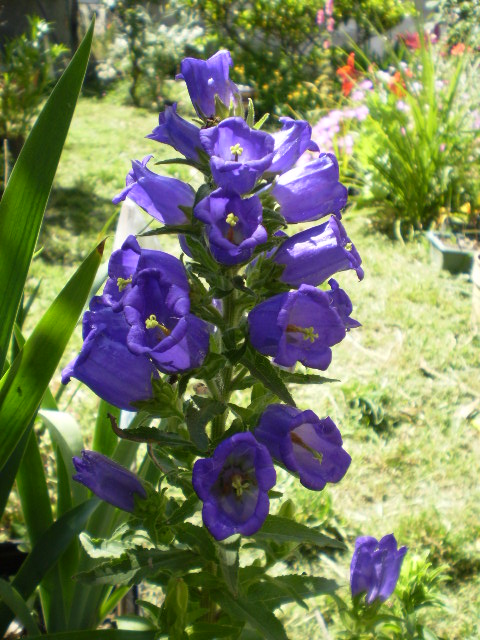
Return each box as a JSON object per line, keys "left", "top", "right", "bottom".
{"left": 317, "top": 8, "right": 325, "bottom": 25}
{"left": 327, "top": 17, "right": 335, "bottom": 32}
{"left": 325, "top": 0, "right": 334, "bottom": 16}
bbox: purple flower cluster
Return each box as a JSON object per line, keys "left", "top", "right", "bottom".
{"left": 68, "top": 51, "right": 376, "bottom": 556}
{"left": 62, "top": 235, "right": 210, "bottom": 410}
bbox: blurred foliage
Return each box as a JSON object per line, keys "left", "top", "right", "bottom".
{"left": 186, "top": 0, "right": 414, "bottom": 117}
{"left": 427, "top": 0, "right": 480, "bottom": 49}
{"left": 352, "top": 39, "right": 480, "bottom": 233}
{"left": 101, "top": 0, "right": 202, "bottom": 109}
{"left": 0, "top": 16, "right": 67, "bottom": 170}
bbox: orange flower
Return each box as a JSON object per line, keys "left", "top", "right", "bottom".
{"left": 336, "top": 52, "right": 359, "bottom": 97}
{"left": 388, "top": 71, "right": 406, "bottom": 97}
{"left": 451, "top": 42, "right": 466, "bottom": 56}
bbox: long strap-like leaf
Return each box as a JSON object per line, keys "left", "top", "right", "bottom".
{"left": 0, "top": 239, "right": 104, "bottom": 473}
{"left": 0, "top": 18, "right": 95, "bottom": 372}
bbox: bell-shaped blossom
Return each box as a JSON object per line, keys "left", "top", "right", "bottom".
{"left": 112, "top": 155, "right": 194, "bottom": 225}
{"left": 271, "top": 154, "right": 348, "bottom": 223}
{"left": 192, "top": 432, "right": 276, "bottom": 540}
{"left": 194, "top": 189, "right": 267, "bottom": 265}
{"left": 350, "top": 534, "right": 407, "bottom": 604}
{"left": 73, "top": 450, "right": 146, "bottom": 512}
{"left": 248, "top": 284, "right": 358, "bottom": 370}
{"left": 268, "top": 117, "right": 319, "bottom": 174}
{"left": 200, "top": 117, "right": 274, "bottom": 194}
{"left": 273, "top": 215, "right": 363, "bottom": 286}
{"left": 100, "top": 235, "right": 190, "bottom": 312}
{"left": 326, "top": 279, "right": 361, "bottom": 330}
{"left": 176, "top": 50, "right": 239, "bottom": 119}
{"left": 61, "top": 303, "right": 157, "bottom": 411}
{"left": 123, "top": 267, "right": 210, "bottom": 374}
{"left": 146, "top": 102, "right": 202, "bottom": 162}
{"left": 255, "top": 404, "right": 351, "bottom": 490}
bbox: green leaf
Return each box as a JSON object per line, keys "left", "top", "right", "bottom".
{"left": 0, "top": 422, "right": 33, "bottom": 519}
{"left": 185, "top": 395, "right": 226, "bottom": 451}
{"left": 0, "top": 19, "right": 94, "bottom": 371}
{"left": 92, "top": 400, "right": 120, "bottom": 457}
{"left": 37, "top": 632, "right": 156, "bottom": 640}
{"left": 254, "top": 113, "right": 270, "bottom": 130}
{"left": 0, "top": 500, "right": 98, "bottom": 637}
{"left": 278, "top": 371, "right": 338, "bottom": 385}
{"left": 240, "top": 346, "right": 295, "bottom": 406}
{"left": 174, "top": 523, "right": 217, "bottom": 562}
{"left": 189, "top": 622, "right": 243, "bottom": 639}
{"left": 0, "top": 240, "right": 104, "bottom": 474}
{"left": 211, "top": 590, "right": 288, "bottom": 640}
{"left": 76, "top": 548, "right": 202, "bottom": 586}
{"left": 245, "top": 574, "right": 338, "bottom": 610}
{"left": 252, "top": 515, "right": 344, "bottom": 549}
{"left": 115, "top": 426, "right": 199, "bottom": 451}
{"left": 217, "top": 537, "right": 240, "bottom": 597}
{"left": 0, "top": 578, "right": 41, "bottom": 636}
{"left": 132, "top": 377, "right": 183, "bottom": 419}
{"left": 246, "top": 98, "right": 255, "bottom": 127}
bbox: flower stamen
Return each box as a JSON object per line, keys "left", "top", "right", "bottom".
{"left": 117, "top": 276, "right": 132, "bottom": 291}
{"left": 345, "top": 242, "right": 353, "bottom": 251}
{"left": 230, "top": 142, "right": 243, "bottom": 161}
{"left": 231, "top": 473, "right": 249, "bottom": 497}
{"left": 286, "top": 324, "right": 319, "bottom": 343}
{"left": 145, "top": 314, "right": 171, "bottom": 336}
{"left": 290, "top": 431, "right": 323, "bottom": 463}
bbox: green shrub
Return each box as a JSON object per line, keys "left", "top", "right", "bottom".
{"left": 352, "top": 39, "right": 480, "bottom": 233}
{"left": 0, "top": 16, "right": 67, "bottom": 168}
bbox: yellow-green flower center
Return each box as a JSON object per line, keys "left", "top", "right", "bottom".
{"left": 230, "top": 143, "right": 243, "bottom": 160}
{"left": 117, "top": 276, "right": 132, "bottom": 292}
{"left": 231, "top": 473, "right": 250, "bottom": 497}
{"left": 145, "top": 314, "right": 171, "bottom": 336}
{"left": 286, "top": 324, "right": 319, "bottom": 343}
{"left": 226, "top": 212, "right": 239, "bottom": 227}
{"left": 345, "top": 242, "right": 353, "bottom": 251}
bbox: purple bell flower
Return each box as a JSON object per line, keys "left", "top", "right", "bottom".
{"left": 176, "top": 50, "right": 239, "bottom": 119}
{"left": 73, "top": 450, "right": 146, "bottom": 512}
{"left": 123, "top": 266, "right": 210, "bottom": 374}
{"left": 100, "top": 235, "right": 191, "bottom": 312}
{"left": 273, "top": 215, "right": 364, "bottom": 287}
{"left": 61, "top": 303, "right": 157, "bottom": 411}
{"left": 112, "top": 155, "right": 194, "bottom": 225}
{"left": 255, "top": 404, "right": 351, "bottom": 490}
{"left": 271, "top": 153, "right": 348, "bottom": 223}
{"left": 326, "top": 279, "right": 361, "bottom": 330}
{"left": 192, "top": 432, "right": 276, "bottom": 540}
{"left": 146, "top": 102, "right": 202, "bottom": 162}
{"left": 350, "top": 534, "right": 408, "bottom": 604}
{"left": 200, "top": 117, "right": 274, "bottom": 194}
{"left": 268, "top": 117, "right": 319, "bottom": 174}
{"left": 248, "top": 284, "right": 358, "bottom": 370}
{"left": 194, "top": 189, "right": 267, "bottom": 265}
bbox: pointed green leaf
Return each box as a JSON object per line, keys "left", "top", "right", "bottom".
{"left": 0, "top": 578, "right": 41, "bottom": 637}
{"left": 0, "top": 19, "right": 95, "bottom": 371}
{"left": 240, "top": 346, "right": 295, "bottom": 406}
{"left": 246, "top": 98, "right": 255, "bottom": 128}
{"left": 246, "top": 574, "right": 338, "bottom": 610}
{"left": 252, "top": 515, "right": 345, "bottom": 549}
{"left": 0, "top": 240, "right": 104, "bottom": 473}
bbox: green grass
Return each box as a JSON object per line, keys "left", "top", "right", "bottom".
{"left": 9, "top": 95, "right": 480, "bottom": 639}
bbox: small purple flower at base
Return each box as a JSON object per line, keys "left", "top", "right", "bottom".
{"left": 350, "top": 534, "right": 408, "bottom": 604}
{"left": 146, "top": 102, "right": 202, "bottom": 162}
{"left": 255, "top": 405, "right": 351, "bottom": 490}
{"left": 61, "top": 303, "right": 157, "bottom": 411}
{"left": 273, "top": 215, "right": 363, "bottom": 287}
{"left": 123, "top": 268, "right": 210, "bottom": 374}
{"left": 192, "top": 433, "right": 276, "bottom": 540}
{"left": 194, "top": 189, "right": 267, "bottom": 265}
{"left": 271, "top": 153, "right": 348, "bottom": 223}
{"left": 248, "top": 284, "right": 357, "bottom": 370}
{"left": 176, "top": 50, "right": 239, "bottom": 119}
{"left": 268, "top": 117, "right": 319, "bottom": 174}
{"left": 200, "top": 118, "right": 274, "bottom": 195}
{"left": 73, "top": 450, "right": 146, "bottom": 512}
{"left": 112, "top": 155, "right": 194, "bottom": 225}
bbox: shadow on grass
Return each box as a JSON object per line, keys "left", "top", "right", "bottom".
{"left": 39, "top": 182, "right": 117, "bottom": 264}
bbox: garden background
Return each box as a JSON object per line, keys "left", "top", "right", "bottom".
{"left": 0, "top": 0, "right": 479, "bottom": 638}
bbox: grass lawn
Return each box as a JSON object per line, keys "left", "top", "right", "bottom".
{"left": 17, "top": 93, "right": 480, "bottom": 639}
